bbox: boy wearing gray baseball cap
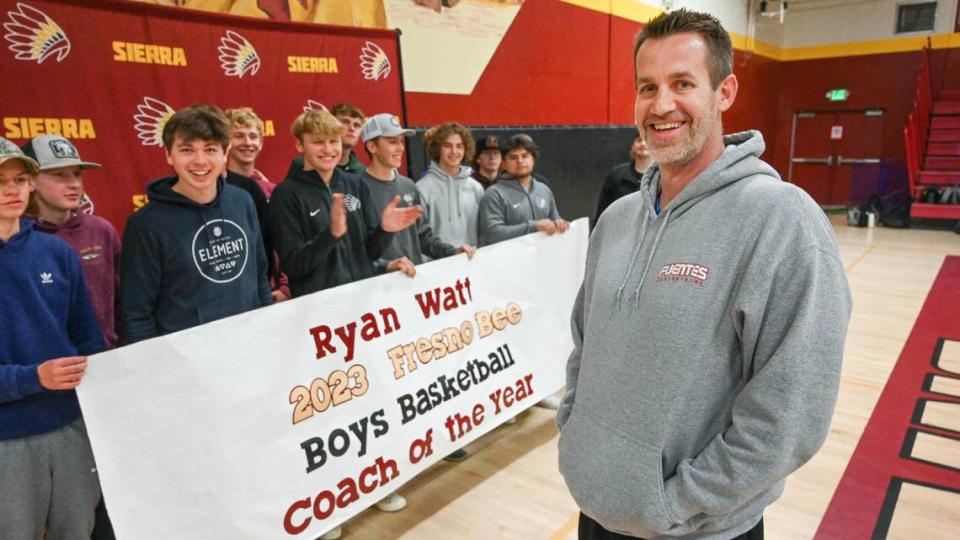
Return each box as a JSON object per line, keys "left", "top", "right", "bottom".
{"left": 22, "top": 135, "right": 120, "bottom": 349}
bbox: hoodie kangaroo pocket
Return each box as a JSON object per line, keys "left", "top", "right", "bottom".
{"left": 559, "top": 409, "right": 673, "bottom": 536}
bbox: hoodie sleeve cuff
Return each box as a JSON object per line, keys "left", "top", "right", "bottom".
{"left": 527, "top": 220, "right": 537, "bottom": 234}
{"left": 18, "top": 365, "right": 44, "bottom": 397}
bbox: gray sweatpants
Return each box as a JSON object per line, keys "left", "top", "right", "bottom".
{"left": 0, "top": 419, "right": 101, "bottom": 540}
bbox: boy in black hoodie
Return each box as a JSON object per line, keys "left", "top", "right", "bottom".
{"left": 120, "top": 105, "right": 272, "bottom": 344}
{"left": 269, "top": 109, "right": 421, "bottom": 297}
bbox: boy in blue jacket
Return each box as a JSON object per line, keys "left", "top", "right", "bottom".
{"left": 0, "top": 136, "right": 106, "bottom": 539}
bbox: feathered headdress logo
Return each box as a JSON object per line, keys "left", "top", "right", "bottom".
{"left": 304, "top": 99, "right": 328, "bottom": 113}
{"left": 133, "top": 97, "right": 176, "bottom": 147}
{"left": 359, "top": 41, "right": 390, "bottom": 81}
{"left": 218, "top": 30, "right": 260, "bottom": 79}
{"left": 4, "top": 3, "right": 71, "bottom": 63}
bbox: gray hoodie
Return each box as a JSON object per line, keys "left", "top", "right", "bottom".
{"left": 557, "top": 131, "right": 851, "bottom": 539}
{"left": 415, "top": 162, "right": 484, "bottom": 247}
{"left": 477, "top": 175, "right": 560, "bottom": 246}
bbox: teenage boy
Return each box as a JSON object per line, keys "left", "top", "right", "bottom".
{"left": 0, "top": 137, "right": 105, "bottom": 539}
{"left": 477, "top": 134, "right": 569, "bottom": 246}
{"left": 360, "top": 113, "right": 475, "bottom": 277}
{"left": 269, "top": 108, "right": 421, "bottom": 297}
{"left": 416, "top": 122, "right": 484, "bottom": 247}
{"left": 22, "top": 135, "right": 120, "bottom": 349}
{"left": 225, "top": 107, "right": 275, "bottom": 199}
{"left": 269, "top": 108, "right": 420, "bottom": 540}
{"left": 287, "top": 103, "right": 367, "bottom": 178}
{"left": 222, "top": 108, "right": 286, "bottom": 301}
{"left": 471, "top": 134, "right": 502, "bottom": 190}
{"left": 120, "top": 105, "right": 272, "bottom": 344}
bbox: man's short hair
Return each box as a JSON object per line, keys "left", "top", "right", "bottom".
{"left": 162, "top": 105, "right": 230, "bottom": 151}
{"left": 330, "top": 103, "right": 365, "bottom": 121}
{"left": 291, "top": 109, "right": 345, "bottom": 141}
{"left": 633, "top": 9, "right": 733, "bottom": 89}
{"left": 426, "top": 123, "right": 475, "bottom": 163}
{"left": 501, "top": 134, "right": 539, "bottom": 160}
{"left": 224, "top": 107, "right": 264, "bottom": 136}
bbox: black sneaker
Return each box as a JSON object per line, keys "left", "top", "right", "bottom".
{"left": 443, "top": 448, "right": 469, "bottom": 462}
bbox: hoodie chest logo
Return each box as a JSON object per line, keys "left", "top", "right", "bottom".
{"left": 192, "top": 219, "right": 249, "bottom": 284}
{"left": 656, "top": 262, "right": 710, "bottom": 287}
{"left": 79, "top": 245, "right": 103, "bottom": 262}
{"left": 40, "top": 272, "right": 54, "bottom": 284}
{"left": 537, "top": 197, "right": 546, "bottom": 209}
{"left": 344, "top": 194, "right": 362, "bottom": 212}
{"left": 402, "top": 193, "right": 414, "bottom": 205}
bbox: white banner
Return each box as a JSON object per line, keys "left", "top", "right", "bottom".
{"left": 77, "top": 219, "right": 588, "bottom": 539}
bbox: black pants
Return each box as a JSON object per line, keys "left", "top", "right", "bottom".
{"left": 578, "top": 513, "right": 763, "bottom": 540}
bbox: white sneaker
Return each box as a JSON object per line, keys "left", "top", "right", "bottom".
{"left": 375, "top": 492, "right": 407, "bottom": 512}
{"left": 318, "top": 525, "right": 342, "bottom": 540}
{"left": 537, "top": 395, "right": 562, "bottom": 410}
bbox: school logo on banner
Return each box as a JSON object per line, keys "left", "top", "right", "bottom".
{"left": 303, "top": 99, "right": 327, "bottom": 113}
{"left": 218, "top": 30, "right": 260, "bottom": 78}
{"left": 3, "top": 2, "right": 71, "bottom": 63}
{"left": 359, "top": 41, "right": 390, "bottom": 81}
{"left": 133, "top": 97, "right": 175, "bottom": 147}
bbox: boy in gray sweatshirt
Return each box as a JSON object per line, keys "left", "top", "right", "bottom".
{"left": 557, "top": 10, "right": 851, "bottom": 540}
{"left": 477, "top": 134, "right": 569, "bottom": 246}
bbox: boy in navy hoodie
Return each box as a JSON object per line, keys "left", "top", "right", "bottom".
{"left": 0, "top": 136, "right": 105, "bottom": 539}
{"left": 120, "top": 105, "right": 272, "bottom": 344}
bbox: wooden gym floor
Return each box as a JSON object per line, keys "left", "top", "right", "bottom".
{"left": 341, "top": 217, "right": 960, "bottom": 540}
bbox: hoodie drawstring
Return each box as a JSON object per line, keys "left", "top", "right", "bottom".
{"left": 631, "top": 208, "right": 672, "bottom": 308}
{"left": 615, "top": 213, "right": 651, "bottom": 309}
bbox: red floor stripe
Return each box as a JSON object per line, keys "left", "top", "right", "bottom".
{"left": 816, "top": 256, "right": 960, "bottom": 539}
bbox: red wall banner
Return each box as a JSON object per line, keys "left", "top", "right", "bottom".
{"left": 0, "top": 0, "right": 404, "bottom": 232}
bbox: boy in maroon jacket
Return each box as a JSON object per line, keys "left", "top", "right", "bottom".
{"left": 23, "top": 135, "right": 120, "bottom": 349}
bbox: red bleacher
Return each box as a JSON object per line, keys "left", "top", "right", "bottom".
{"left": 905, "top": 44, "right": 960, "bottom": 220}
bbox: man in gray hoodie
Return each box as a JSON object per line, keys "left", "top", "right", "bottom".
{"left": 557, "top": 9, "right": 851, "bottom": 540}
{"left": 477, "top": 134, "right": 569, "bottom": 246}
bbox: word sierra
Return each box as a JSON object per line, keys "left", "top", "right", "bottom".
{"left": 4, "top": 117, "right": 95, "bottom": 140}
{"left": 288, "top": 56, "right": 339, "bottom": 73}
{"left": 112, "top": 41, "right": 187, "bottom": 66}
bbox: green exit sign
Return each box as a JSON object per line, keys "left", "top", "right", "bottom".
{"left": 826, "top": 89, "right": 850, "bottom": 101}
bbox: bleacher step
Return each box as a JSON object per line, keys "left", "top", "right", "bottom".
{"left": 910, "top": 202, "right": 960, "bottom": 220}
{"left": 927, "top": 142, "right": 960, "bottom": 156}
{"left": 919, "top": 170, "right": 960, "bottom": 185}
{"left": 929, "top": 129, "right": 960, "bottom": 142}
{"left": 924, "top": 156, "right": 960, "bottom": 169}
{"left": 933, "top": 101, "right": 960, "bottom": 115}
{"left": 931, "top": 116, "right": 960, "bottom": 130}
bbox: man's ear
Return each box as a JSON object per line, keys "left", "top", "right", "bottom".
{"left": 164, "top": 147, "right": 174, "bottom": 167}
{"left": 717, "top": 74, "right": 739, "bottom": 113}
